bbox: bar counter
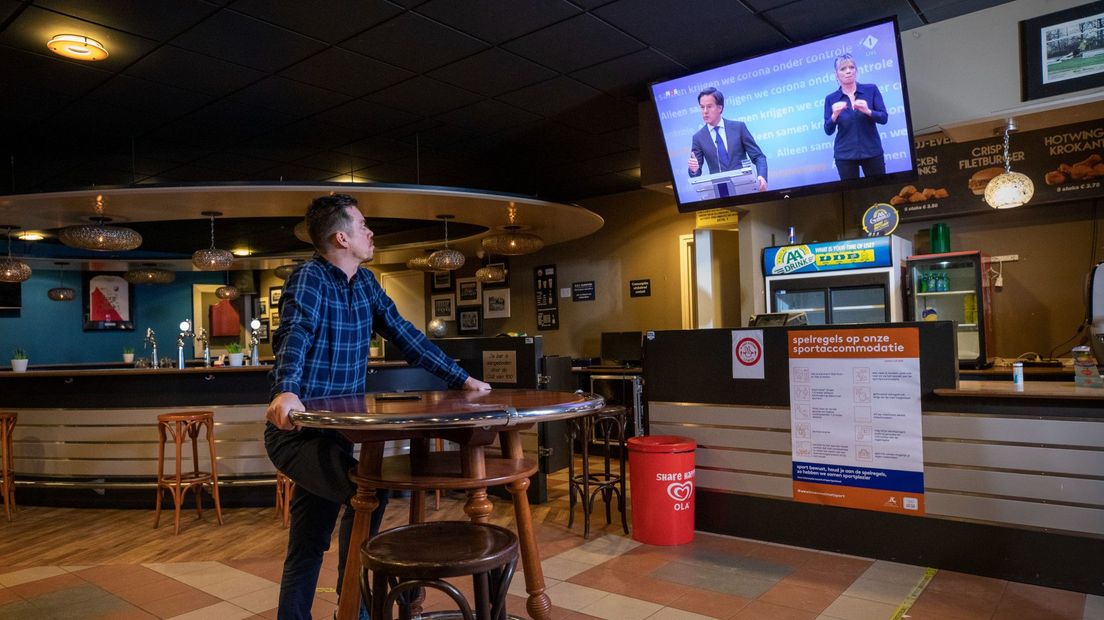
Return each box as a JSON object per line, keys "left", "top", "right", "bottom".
{"left": 0, "top": 361, "right": 447, "bottom": 505}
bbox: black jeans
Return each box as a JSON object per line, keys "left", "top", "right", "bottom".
{"left": 836, "top": 155, "right": 886, "bottom": 180}
{"left": 265, "top": 423, "right": 389, "bottom": 620}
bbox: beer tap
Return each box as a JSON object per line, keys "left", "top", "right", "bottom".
{"left": 144, "top": 327, "right": 159, "bottom": 369}
{"left": 195, "top": 328, "right": 210, "bottom": 367}
{"left": 177, "top": 320, "right": 194, "bottom": 370}
{"left": 249, "top": 318, "right": 261, "bottom": 366}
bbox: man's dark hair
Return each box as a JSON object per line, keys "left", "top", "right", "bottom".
{"left": 698, "top": 87, "right": 724, "bottom": 108}
{"left": 306, "top": 193, "right": 358, "bottom": 250}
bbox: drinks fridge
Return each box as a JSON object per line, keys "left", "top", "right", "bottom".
{"left": 762, "top": 235, "right": 912, "bottom": 325}
{"left": 905, "top": 250, "right": 993, "bottom": 368}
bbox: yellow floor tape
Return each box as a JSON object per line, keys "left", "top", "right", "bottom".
{"left": 891, "top": 566, "right": 938, "bottom": 619}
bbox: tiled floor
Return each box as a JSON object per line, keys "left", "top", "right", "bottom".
{"left": 0, "top": 462, "right": 1100, "bottom": 620}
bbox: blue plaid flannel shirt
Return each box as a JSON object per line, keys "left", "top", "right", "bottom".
{"left": 269, "top": 257, "right": 468, "bottom": 399}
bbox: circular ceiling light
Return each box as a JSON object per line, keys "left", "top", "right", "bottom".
{"left": 0, "top": 226, "right": 32, "bottom": 283}
{"left": 16, "top": 231, "right": 44, "bottom": 241}
{"left": 47, "top": 34, "right": 109, "bottom": 61}
{"left": 193, "top": 211, "right": 235, "bottom": 271}
{"left": 481, "top": 229, "right": 544, "bottom": 255}
{"left": 216, "top": 285, "right": 240, "bottom": 300}
{"left": 123, "top": 266, "right": 176, "bottom": 284}
{"left": 59, "top": 195, "right": 142, "bottom": 251}
{"left": 475, "top": 264, "right": 506, "bottom": 283}
{"left": 48, "top": 262, "right": 76, "bottom": 301}
{"left": 426, "top": 214, "right": 465, "bottom": 271}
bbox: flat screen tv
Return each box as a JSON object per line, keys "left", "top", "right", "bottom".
{"left": 650, "top": 18, "right": 917, "bottom": 212}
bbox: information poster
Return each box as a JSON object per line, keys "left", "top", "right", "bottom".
{"left": 788, "top": 327, "right": 924, "bottom": 515}
{"left": 482, "top": 350, "right": 517, "bottom": 384}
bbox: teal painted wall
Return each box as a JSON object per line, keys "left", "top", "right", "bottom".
{"left": 1, "top": 270, "right": 225, "bottom": 367}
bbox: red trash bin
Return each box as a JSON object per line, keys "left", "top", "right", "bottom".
{"left": 627, "top": 435, "right": 696, "bottom": 545}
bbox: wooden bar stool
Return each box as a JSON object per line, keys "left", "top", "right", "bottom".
{"left": 566, "top": 405, "right": 629, "bottom": 538}
{"left": 0, "top": 411, "right": 16, "bottom": 522}
{"left": 360, "top": 521, "right": 518, "bottom": 620}
{"left": 275, "top": 470, "right": 295, "bottom": 528}
{"left": 154, "top": 411, "right": 223, "bottom": 535}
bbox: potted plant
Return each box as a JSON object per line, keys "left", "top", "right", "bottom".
{"left": 11, "top": 348, "right": 28, "bottom": 373}
{"left": 122, "top": 346, "right": 135, "bottom": 364}
{"left": 226, "top": 342, "right": 244, "bottom": 367}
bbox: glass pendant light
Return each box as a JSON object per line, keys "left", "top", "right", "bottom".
{"left": 481, "top": 202, "right": 544, "bottom": 256}
{"left": 427, "top": 215, "right": 465, "bottom": 271}
{"left": 985, "top": 119, "right": 1035, "bottom": 210}
{"left": 124, "top": 264, "right": 175, "bottom": 284}
{"left": 47, "top": 262, "right": 76, "bottom": 301}
{"left": 0, "top": 226, "right": 32, "bottom": 283}
{"left": 58, "top": 195, "right": 142, "bottom": 251}
{"left": 193, "top": 211, "right": 235, "bottom": 270}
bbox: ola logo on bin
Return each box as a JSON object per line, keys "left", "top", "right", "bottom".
{"left": 667, "top": 481, "right": 693, "bottom": 502}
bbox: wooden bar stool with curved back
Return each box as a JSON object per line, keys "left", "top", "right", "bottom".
{"left": 155, "top": 410, "right": 223, "bottom": 535}
{"left": 360, "top": 520, "right": 518, "bottom": 620}
{"left": 274, "top": 470, "right": 295, "bottom": 528}
{"left": 567, "top": 405, "right": 629, "bottom": 539}
{"left": 0, "top": 411, "right": 16, "bottom": 521}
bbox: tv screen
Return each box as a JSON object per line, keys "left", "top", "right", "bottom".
{"left": 650, "top": 18, "right": 917, "bottom": 212}
{"left": 0, "top": 282, "right": 20, "bottom": 309}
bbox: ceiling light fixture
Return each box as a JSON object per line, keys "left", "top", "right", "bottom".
{"left": 16, "top": 231, "right": 44, "bottom": 241}
{"left": 475, "top": 262, "right": 506, "bottom": 283}
{"left": 47, "top": 262, "right": 76, "bottom": 301}
{"left": 481, "top": 203, "right": 544, "bottom": 255}
{"left": 193, "top": 211, "right": 235, "bottom": 270}
{"left": 47, "top": 34, "right": 109, "bottom": 61}
{"left": 274, "top": 262, "right": 301, "bottom": 280}
{"left": 124, "top": 264, "right": 175, "bottom": 285}
{"left": 59, "top": 195, "right": 142, "bottom": 251}
{"left": 405, "top": 255, "right": 434, "bottom": 272}
{"left": 426, "top": 215, "right": 465, "bottom": 271}
{"left": 232, "top": 248, "right": 252, "bottom": 257}
{"left": 216, "top": 285, "right": 240, "bottom": 300}
{"left": 985, "top": 119, "right": 1035, "bottom": 210}
{"left": 0, "top": 225, "right": 32, "bottom": 283}
{"left": 293, "top": 220, "right": 312, "bottom": 244}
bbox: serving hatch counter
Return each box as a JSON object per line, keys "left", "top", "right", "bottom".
{"left": 644, "top": 323, "right": 1103, "bottom": 595}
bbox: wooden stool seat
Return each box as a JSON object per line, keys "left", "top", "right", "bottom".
{"left": 275, "top": 470, "right": 295, "bottom": 528}
{"left": 155, "top": 410, "right": 223, "bottom": 535}
{"left": 567, "top": 405, "right": 629, "bottom": 538}
{"left": 0, "top": 412, "right": 16, "bottom": 521}
{"left": 361, "top": 521, "right": 518, "bottom": 620}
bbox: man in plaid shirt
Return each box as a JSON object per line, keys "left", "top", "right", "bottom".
{"left": 264, "top": 194, "right": 490, "bottom": 620}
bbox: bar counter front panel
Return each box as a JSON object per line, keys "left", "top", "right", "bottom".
{"left": 644, "top": 323, "right": 1104, "bottom": 595}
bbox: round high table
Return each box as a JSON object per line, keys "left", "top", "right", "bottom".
{"left": 291, "top": 389, "right": 605, "bottom": 620}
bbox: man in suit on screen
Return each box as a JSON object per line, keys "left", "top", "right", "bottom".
{"left": 687, "top": 87, "right": 768, "bottom": 192}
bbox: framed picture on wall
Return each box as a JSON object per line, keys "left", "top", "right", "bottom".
{"left": 483, "top": 288, "right": 511, "bottom": 319}
{"left": 82, "top": 273, "right": 135, "bottom": 331}
{"left": 270, "top": 308, "right": 280, "bottom": 329}
{"left": 432, "top": 271, "right": 452, "bottom": 290}
{"left": 458, "top": 308, "right": 482, "bottom": 335}
{"left": 456, "top": 277, "right": 480, "bottom": 306}
{"left": 256, "top": 319, "right": 270, "bottom": 343}
{"left": 1021, "top": 4, "right": 1104, "bottom": 101}
{"left": 431, "top": 294, "right": 455, "bottom": 320}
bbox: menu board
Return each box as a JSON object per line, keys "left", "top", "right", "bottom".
{"left": 850, "top": 118, "right": 1104, "bottom": 220}
{"left": 534, "top": 265, "right": 558, "bottom": 331}
{"left": 788, "top": 327, "right": 925, "bottom": 516}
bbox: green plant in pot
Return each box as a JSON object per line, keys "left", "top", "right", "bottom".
{"left": 122, "top": 346, "right": 135, "bottom": 364}
{"left": 226, "top": 342, "right": 244, "bottom": 366}
{"left": 11, "top": 348, "right": 28, "bottom": 373}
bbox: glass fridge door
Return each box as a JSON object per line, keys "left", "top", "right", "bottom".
{"left": 910, "top": 256, "right": 981, "bottom": 362}
{"left": 774, "top": 289, "right": 826, "bottom": 325}
{"left": 830, "top": 286, "right": 887, "bottom": 324}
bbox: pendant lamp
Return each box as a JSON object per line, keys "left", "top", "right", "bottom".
{"left": 984, "top": 119, "right": 1035, "bottom": 210}
{"left": 427, "top": 215, "right": 465, "bottom": 271}
{"left": 0, "top": 226, "right": 32, "bottom": 283}
{"left": 124, "top": 264, "right": 176, "bottom": 284}
{"left": 58, "top": 195, "right": 142, "bottom": 251}
{"left": 481, "top": 202, "right": 544, "bottom": 256}
{"left": 48, "top": 263, "right": 76, "bottom": 301}
{"left": 193, "top": 211, "right": 235, "bottom": 270}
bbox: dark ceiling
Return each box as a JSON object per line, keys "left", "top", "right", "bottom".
{"left": 1, "top": 0, "right": 1009, "bottom": 203}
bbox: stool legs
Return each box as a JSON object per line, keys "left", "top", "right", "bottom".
{"left": 154, "top": 414, "right": 222, "bottom": 535}
{"left": 0, "top": 413, "right": 16, "bottom": 522}
{"left": 275, "top": 471, "right": 295, "bottom": 527}
{"left": 567, "top": 410, "right": 629, "bottom": 539}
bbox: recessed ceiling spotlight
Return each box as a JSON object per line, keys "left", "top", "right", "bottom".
{"left": 232, "top": 248, "right": 252, "bottom": 257}
{"left": 16, "top": 231, "right": 44, "bottom": 241}
{"left": 47, "top": 34, "right": 109, "bottom": 61}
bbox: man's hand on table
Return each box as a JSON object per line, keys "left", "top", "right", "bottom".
{"left": 267, "top": 391, "right": 305, "bottom": 430}
{"left": 463, "top": 376, "right": 492, "bottom": 391}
